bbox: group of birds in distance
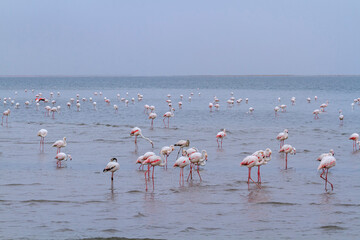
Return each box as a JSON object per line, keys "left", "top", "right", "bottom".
{"left": 2, "top": 88, "right": 359, "bottom": 192}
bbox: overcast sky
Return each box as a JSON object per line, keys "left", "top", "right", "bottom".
{"left": 0, "top": 0, "right": 359, "bottom": 76}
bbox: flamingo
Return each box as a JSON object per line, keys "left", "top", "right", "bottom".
{"left": 1, "top": 109, "right": 10, "bottom": 125}
{"left": 313, "top": 109, "right": 320, "bottom": 119}
{"left": 142, "top": 155, "right": 165, "bottom": 191}
{"left": 276, "top": 129, "right": 288, "bottom": 149}
{"left": 55, "top": 152, "right": 72, "bottom": 167}
{"left": 114, "top": 105, "right": 118, "bottom": 113}
{"left": 174, "top": 156, "right": 190, "bottom": 185}
{"left": 37, "top": 129, "right": 48, "bottom": 152}
{"left": 149, "top": 113, "right": 157, "bottom": 128}
{"left": 50, "top": 107, "right": 57, "bottom": 119}
{"left": 209, "top": 103, "right": 213, "bottom": 112}
{"left": 160, "top": 145, "right": 174, "bottom": 169}
{"left": 248, "top": 107, "right": 254, "bottom": 114}
{"left": 103, "top": 158, "right": 120, "bottom": 182}
{"left": 307, "top": 97, "right": 311, "bottom": 103}
{"left": 240, "top": 155, "right": 262, "bottom": 188}
{"left": 274, "top": 106, "right": 280, "bottom": 116}
{"left": 130, "top": 127, "right": 154, "bottom": 148}
{"left": 216, "top": 129, "right": 226, "bottom": 148}
{"left": 52, "top": 137, "right": 67, "bottom": 153}
{"left": 291, "top": 97, "right": 296, "bottom": 105}
{"left": 183, "top": 147, "right": 199, "bottom": 157}
{"left": 317, "top": 149, "right": 335, "bottom": 161}
{"left": 144, "top": 104, "right": 150, "bottom": 114}
{"left": 178, "top": 102, "right": 182, "bottom": 109}
{"left": 349, "top": 133, "right": 359, "bottom": 150}
{"left": 136, "top": 152, "right": 155, "bottom": 171}
{"left": 174, "top": 139, "right": 190, "bottom": 158}
{"left": 318, "top": 155, "right": 336, "bottom": 191}
{"left": 339, "top": 110, "right": 344, "bottom": 123}
{"left": 280, "top": 104, "right": 287, "bottom": 112}
{"left": 314, "top": 96, "right": 318, "bottom": 101}
{"left": 187, "top": 150, "right": 208, "bottom": 181}
{"left": 252, "top": 150, "right": 266, "bottom": 183}
{"left": 163, "top": 108, "right": 175, "bottom": 128}
{"left": 279, "top": 144, "right": 296, "bottom": 169}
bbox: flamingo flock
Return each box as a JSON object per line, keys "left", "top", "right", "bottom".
{"left": 3, "top": 89, "right": 358, "bottom": 193}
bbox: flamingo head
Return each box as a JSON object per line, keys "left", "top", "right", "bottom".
{"left": 110, "top": 158, "right": 117, "bottom": 162}
{"left": 68, "top": 155, "right": 72, "bottom": 161}
{"left": 330, "top": 149, "right": 335, "bottom": 156}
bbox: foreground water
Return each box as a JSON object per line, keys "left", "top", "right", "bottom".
{"left": 0, "top": 76, "right": 360, "bottom": 240}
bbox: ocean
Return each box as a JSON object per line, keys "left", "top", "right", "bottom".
{"left": 0, "top": 76, "right": 359, "bottom": 239}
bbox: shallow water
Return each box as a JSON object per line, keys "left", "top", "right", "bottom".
{"left": 0, "top": 76, "right": 360, "bottom": 239}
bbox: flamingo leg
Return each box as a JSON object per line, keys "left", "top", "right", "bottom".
{"left": 320, "top": 169, "right": 326, "bottom": 190}
{"left": 325, "top": 169, "right": 333, "bottom": 191}
{"left": 152, "top": 166, "right": 155, "bottom": 179}
{"left": 285, "top": 153, "right": 288, "bottom": 169}
{"left": 135, "top": 136, "right": 137, "bottom": 144}
{"left": 163, "top": 118, "right": 166, "bottom": 127}
{"left": 111, "top": 172, "right": 114, "bottom": 181}
{"left": 248, "top": 168, "right": 261, "bottom": 189}
{"left": 217, "top": 138, "right": 219, "bottom": 148}
{"left": 187, "top": 164, "right": 193, "bottom": 182}
{"left": 168, "top": 117, "right": 169, "bottom": 128}
{"left": 197, "top": 165, "right": 202, "bottom": 181}
{"left": 257, "top": 166, "right": 261, "bottom": 183}
{"left": 221, "top": 139, "right": 223, "bottom": 148}
{"left": 165, "top": 155, "right": 168, "bottom": 170}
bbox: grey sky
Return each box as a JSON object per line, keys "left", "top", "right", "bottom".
{"left": 0, "top": 0, "right": 359, "bottom": 76}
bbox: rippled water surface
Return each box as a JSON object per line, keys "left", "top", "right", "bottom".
{"left": 1, "top": 76, "right": 360, "bottom": 239}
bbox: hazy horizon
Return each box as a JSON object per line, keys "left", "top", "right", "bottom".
{"left": 1, "top": 0, "right": 359, "bottom": 76}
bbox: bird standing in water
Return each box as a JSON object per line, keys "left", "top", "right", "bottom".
{"left": 103, "top": 158, "right": 120, "bottom": 182}
{"left": 37, "top": 129, "right": 48, "bottom": 152}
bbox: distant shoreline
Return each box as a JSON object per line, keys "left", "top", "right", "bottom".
{"left": 0, "top": 74, "right": 359, "bottom": 78}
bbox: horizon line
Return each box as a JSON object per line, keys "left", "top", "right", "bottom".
{"left": 0, "top": 74, "right": 359, "bottom": 78}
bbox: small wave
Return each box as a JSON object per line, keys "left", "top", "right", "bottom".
{"left": 54, "top": 228, "right": 74, "bottom": 232}
{"left": 127, "top": 190, "right": 142, "bottom": 194}
{"left": 101, "top": 228, "right": 120, "bottom": 233}
{"left": 257, "top": 201, "right": 299, "bottom": 206}
{"left": 2, "top": 183, "right": 41, "bottom": 186}
{"left": 319, "top": 225, "right": 346, "bottom": 230}
{"left": 22, "top": 199, "right": 72, "bottom": 203}
{"left": 133, "top": 212, "right": 146, "bottom": 218}
{"left": 334, "top": 203, "right": 360, "bottom": 207}
{"left": 180, "top": 226, "right": 197, "bottom": 232}
{"left": 83, "top": 200, "right": 105, "bottom": 204}
{"left": 224, "top": 188, "right": 238, "bottom": 192}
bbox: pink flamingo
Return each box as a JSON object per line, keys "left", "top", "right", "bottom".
{"left": 163, "top": 108, "right": 175, "bottom": 128}
{"left": 52, "top": 137, "right": 67, "bottom": 154}
{"left": 149, "top": 113, "right": 157, "bottom": 128}
{"left": 318, "top": 155, "right": 336, "bottom": 191}
{"left": 313, "top": 109, "right": 320, "bottom": 119}
{"left": 209, "top": 103, "right": 213, "bottom": 112}
{"left": 142, "top": 155, "right": 164, "bottom": 191}
{"left": 130, "top": 127, "right": 154, "bottom": 148}
{"left": 187, "top": 150, "right": 207, "bottom": 181}
{"left": 37, "top": 129, "right": 48, "bottom": 152}
{"left": 279, "top": 144, "right": 296, "bottom": 169}
{"left": 240, "top": 155, "right": 262, "bottom": 188}
{"left": 216, "top": 129, "right": 226, "bottom": 148}
{"left": 103, "top": 158, "right": 120, "bottom": 182}
{"left": 55, "top": 152, "right": 72, "bottom": 167}
{"left": 174, "top": 139, "right": 190, "bottom": 158}
{"left": 160, "top": 145, "right": 174, "bottom": 169}
{"left": 276, "top": 129, "right": 288, "bottom": 149}
{"left": 349, "top": 133, "right": 359, "bottom": 150}
{"left": 174, "top": 156, "right": 190, "bottom": 185}
{"left": 1, "top": 109, "right": 10, "bottom": 125}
